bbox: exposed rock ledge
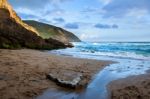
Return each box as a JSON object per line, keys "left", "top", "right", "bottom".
{"left": 46, "top": 70, "right": 83, "bottom": 89}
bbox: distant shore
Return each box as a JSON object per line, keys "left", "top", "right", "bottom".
{"left": 0, "top": 49, "right": 111, "bottom": 99}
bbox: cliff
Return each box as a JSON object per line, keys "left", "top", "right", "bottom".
{"left": 0, "top": 0, "right": 39, "bottom": 35}
{"left": 24, "top": 20, "right": 81, "bottom": 43}
{"left": 0, "top": 0, "right": 72, "bottom": 49}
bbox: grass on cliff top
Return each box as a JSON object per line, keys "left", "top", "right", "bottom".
{"left": 24, "top": 20, "right": 62, "bottom": 39}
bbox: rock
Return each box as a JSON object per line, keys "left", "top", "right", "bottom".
{"left": 46, "top": 70, "right": 83, "bottom": 89}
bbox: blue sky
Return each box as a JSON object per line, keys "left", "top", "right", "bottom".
{"left": 8, "top": 0, "right": 150, "bottom": 42}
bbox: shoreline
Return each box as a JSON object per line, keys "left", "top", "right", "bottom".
{"left": 0, "top": 49, "right": 112, "bottom": 99}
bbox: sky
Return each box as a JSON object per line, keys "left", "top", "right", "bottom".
{"left": 8, "top": 0, "right": 150, "bottom": 42}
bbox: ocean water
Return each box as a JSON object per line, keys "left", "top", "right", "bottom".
{"left": 51, "top": 42, "right": 150, "bottom": 60}
{"left": 37, "top": 42, "right": 150, "bottom": 99}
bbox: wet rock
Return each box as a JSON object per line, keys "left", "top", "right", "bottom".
{"left": 46, "top": 70, "right": 83, "bottom": 89}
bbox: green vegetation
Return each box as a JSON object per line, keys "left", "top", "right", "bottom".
{"left": 24, "top": 20, "right": 81, "bottom": 42}
{"left": 2, "top": 43, "right": 10, "bottom": 48}
{"left": 24, "top": 20, "right": 61, "bottom": 39}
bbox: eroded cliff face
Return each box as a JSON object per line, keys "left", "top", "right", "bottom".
{"left": 0, "top": 8, "right": 72, "bottom": 49}
{"left": 0, "top": 8, "right": 72, "bottom": 50}
{"left": 0, "top": 0, "right": 73, "bottom": 49}
{"left": 0, "top": 0, "right": 39, "bottom": 35}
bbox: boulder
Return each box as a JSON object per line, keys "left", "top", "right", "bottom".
{"left": 46, "top": 70, "right": 83, "bottom": 89}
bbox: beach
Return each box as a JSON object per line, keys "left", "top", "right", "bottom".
{"left": 0, "top": 42, "right": 150, "bottom": 99}
{"left": 108, "top": 73, "right": 150, "bottom": 99}
{"left": 0, "top": 49, "right": 111, "bottom": 99}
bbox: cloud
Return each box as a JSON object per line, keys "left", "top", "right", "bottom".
{"left": 95, "top": 24, "right": 111, "bottom": 29}
{"left": 38, "top": 19, "right": 51, "bottom": 24}
{"left": 43, "top": 8, "right": 65, "bottom": 16}
{"left": 8, "top": 0, "right": 72, "bottom": 9}
{"left": 53, "top": 18, "right": 65, "bottom": 23}
{"left": 82, "top": 6, "right": 99, "bottom": 13}
{"left": 18, "top": 13, "right": 37, "bottom": 19}
{"left": 102, "top": 0, "right": 150, "bottom": 18}
{"left": 126, "top": 8, "right": 149, "bottom": 18}
{"left": 8, "top": 0, "right": 70, "bottom": 18}
{"left": 64, "top": 23, "right": 79, "bottom": 29}
{"left": 112, "top": 24, "right": 118, "bottom": 29}
{"left": 94, "top": 23, "right": 118, "bottom": 29}
{"left": 8, "top": 0, "right": 49, "bottom": 9}
{"left": 99, "top": 0, "right": 112, "bottom": 5}
{"left": 8, "top": 0, "right": 68, "bottom": 23}
{"left": 49, "top": 0, "right": 74, "bottom": 6}
{"left": 14, "top": 7, "right": 37, "bottom": 16}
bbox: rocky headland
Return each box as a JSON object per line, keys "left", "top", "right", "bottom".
{"left": 0, "top": 0, "right": 79, "bottom": 50}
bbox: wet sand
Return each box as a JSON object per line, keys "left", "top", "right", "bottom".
{"left": 0, "top": 49, "right": 111, "bottom": 99}
{"left": 108, "top": 73, "right": 150, "bottom": 99}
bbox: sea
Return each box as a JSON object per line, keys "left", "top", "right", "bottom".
{"left": 37, "top": 42, "right": 150, "bottom": 99}
{"left": 51, "top": 42, "right": 150, "bottom": 61}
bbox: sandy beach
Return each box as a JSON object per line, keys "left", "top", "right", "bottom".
{"left": 108, "top": 72, "right": 150, "bottom": 99}
{"left": 0, "top": 49, "right": 111, "bottom": 99}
